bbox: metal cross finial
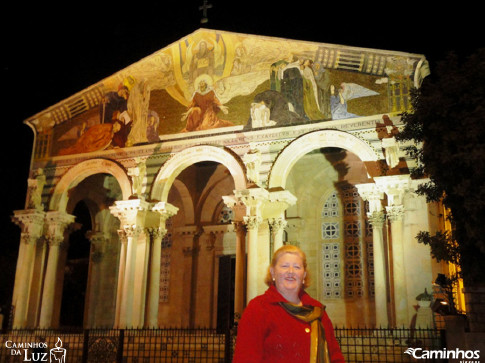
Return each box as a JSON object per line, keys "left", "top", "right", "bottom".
{"left": 199, "top": 0, "right": 212, "bottom": 24}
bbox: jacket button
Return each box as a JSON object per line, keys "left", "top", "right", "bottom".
{"left": 305, "top": 328, "right": 310, "bottom": 333}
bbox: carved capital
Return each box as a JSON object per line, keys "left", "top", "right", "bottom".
{"left": 12, "top": 209, "right": 46, "bottom": 239}
{"left": 145, "top": 226, "right": 167, "bottom": 241}
{"left": 243, "top": 215, "right": 262, "bottom": 230}
{"left": 367, "top": 211, "right": 386, "bottom": 228}
{"left": 386, "top": 205, "right": 404, "bottom": 222}
{"left": 268, "top": 217, "right": 287, "bottom": 234}
{"left": 44, "top": 211, "right": 76, "bottom": 247}
{"left": 356, "top": 183, "right": 385, "bottom": 214}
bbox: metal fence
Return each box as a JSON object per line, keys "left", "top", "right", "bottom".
{"left": 334, "top": 326, "right": 445, "bottom": 362}
{"left": 1, "top": 326, "right": 443, "bottom": 362}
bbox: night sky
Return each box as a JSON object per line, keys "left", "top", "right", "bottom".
{"left": 2, "top": 1, "right": 478, "bottom": 257}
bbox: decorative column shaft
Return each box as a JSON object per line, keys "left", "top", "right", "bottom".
{"left": 114, "top": 230, "right": 128, "bottom": 328}
{"left": 110, "top": 199, "right": 150, "bottom": 328}
{"left": 145, "top": 227, "right": 165, "bottom": 328}
{"left": 375, "top": 175, "right": 411, "bottom": 327}
{"left": 368, "top": 211, "right": 388, "bottom": 326}
{"left": 243, "top": 215, "right": 263, "bottom": 303}
{"left": 11, "top": 209, "right": 46, "bottom": 328}
{"left": 386, "top": 204, "right": 407, "bottom": 326}
{"left": 269, "top": 217, "right": 287, "bottom": 255}
{"left": 232, "top": 221, "right": 246, "bottom": 319}
{"left": 146, "top": 202, "right": 178, "bottom": 328}
{"left": 356, "top": 183, "right": 389, "bottom": 327}
{"left": 39, "top": 211, "right": 75, "bottom": 328}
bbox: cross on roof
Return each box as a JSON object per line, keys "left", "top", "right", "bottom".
{"left": 199, "top": 0, "right": 212, "bottom": 24}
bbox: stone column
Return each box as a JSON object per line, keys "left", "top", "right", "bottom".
{"left": 375, "top": 175, "right": 410, "bottom": 327}
{"left": 356, "top": 183, "right": 389, "bottom": 327}
{"left": 367, "top": 211, "right": 388, "bottom": 326}
{"left": 11, "top": 209, "right": 46, "bottom": 328}
{"left": 386, "top": 205, "right": 407, "bottom": 326}
{"left": 268, "top": 217, "right": 287, "bottom": 255}
{"left": 39, "top": 211, "right": 75, "bottom": 328}
{"left": 243, "top": 215, "right": 263, "bottom": 303}
{"left": 146, "top": 202, "right": 178, "bottom": 328}
{"left": 145, "top": 227, "right": 165, "bottom": 328}
{"left": 85, "top": 231, "right": 107, "bottom": 328}
{"left": 176, "top": 226, "right": 199, "bottom": 328}
{"left": 110, "top": 199, "right": 150, "bottom": 328}
{"left": 223, "top": 196, "right": 248, "bottom": 319}
{"left": 114, "top": 230, "right": 127, "bottom": 328}
{"left": 232, "top": 221, "right": 246, "bottom": 319}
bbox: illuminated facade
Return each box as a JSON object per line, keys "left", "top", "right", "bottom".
{"left": 11, "top": 29, "right": 447, "bottom": 330}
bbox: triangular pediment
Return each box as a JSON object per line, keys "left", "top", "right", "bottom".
{"left": 26, "top": 29, "right": 429, "bottom": 159}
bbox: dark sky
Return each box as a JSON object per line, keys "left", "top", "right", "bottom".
{"left": 2, "top": 1, "right": 479, "bottom": 238}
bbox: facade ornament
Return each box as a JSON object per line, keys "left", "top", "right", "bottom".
{"left": 26, "top": 169, "right": 46, "bottom": 210}
{"left": 127, "top": 157, "right": 147, "bottom": 199}
{"left": 377, "top": 115, "right": 401, "bottom": 169}
{"left": 242, "top": 148, "right": 262, "bottom": 185}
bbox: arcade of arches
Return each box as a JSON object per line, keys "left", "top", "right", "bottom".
{"left": 11, "top": 124, "right": 447, "bottom": 330}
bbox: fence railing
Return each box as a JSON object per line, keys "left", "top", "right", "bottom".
{"left": 0, "top": 326, "right": 443, "bottom": 362}
{"left": 334, "top": 326, "right": 445, "bottom": 362}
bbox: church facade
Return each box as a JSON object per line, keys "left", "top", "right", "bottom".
{"left": 11, "top": 29, "right": 446, "bottom": 330}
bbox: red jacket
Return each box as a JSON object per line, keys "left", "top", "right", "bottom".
{"left": 233, "top": 285, "right": 345, "bottom": 362}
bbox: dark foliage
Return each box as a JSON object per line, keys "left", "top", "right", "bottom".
{"left": 397, "top": 49, "right": 485, "bottom": 284}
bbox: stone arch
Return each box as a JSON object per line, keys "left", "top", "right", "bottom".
{"left": 268, "top": 129, "right": 378, "bottom": 189}
{"left": 151, "top": 145, "right": 247, "bottom": 203}
{"left": 49, "top": 159, "right": 132, "bottom": 212}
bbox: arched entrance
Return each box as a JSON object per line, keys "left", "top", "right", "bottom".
{"left": 270, "top": 130, "right": 379, "bottom": 327}
{"left": 152, "top": 146, "right": 246, "bottom": 329}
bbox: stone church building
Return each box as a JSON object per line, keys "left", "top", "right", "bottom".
{"left": 11, "top": 29, "right": 450, "bottom": 331}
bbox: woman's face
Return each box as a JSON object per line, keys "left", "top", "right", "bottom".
{"left": 271, "top": 253, "right": 306, "bottom": 296}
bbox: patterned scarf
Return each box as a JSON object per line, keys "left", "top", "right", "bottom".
{"left": 279, "top": 302, "right": 331, "bottom": 363}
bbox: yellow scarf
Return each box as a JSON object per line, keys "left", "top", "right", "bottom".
{"left": 279, "top": 302, "right": 331, "bottom": 363}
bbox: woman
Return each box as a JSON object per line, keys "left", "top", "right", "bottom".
{"left": 233, "top": 245, "right": 345, "bottom": 363}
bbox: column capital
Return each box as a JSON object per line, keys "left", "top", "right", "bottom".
{"left": 374, "top": 175, "right": 411, "bottom": 206}
{"left": 367, "top": 210, "right": 386, "bottom": 228}
{"left": 268, "top": 217, "right": 287, "bottom": 233}
{"left": 232, "top": 220, "right": 247, "bottom": 233}
{"left": 151, "top": 201, "right": 179, "bottom": 221}
{"left": 145, "top": 226, "right": 167, "bottom": 240}
{"left": 110, "top": 198, "right": 150, "bottom": 232}
{"left": 243, "top": 215, "right": 263, "bottom": 230}
{"left": 44, "top": 210, "right": 76, "bottom": 246}
{"left": 386, "top": 205, "right": 405, "bottom": 222}
{"left": 12, "top": 209, "right": 46, "bottom": 241}
{"left": 356, "top": 183, "right": 385, "bottom": 213}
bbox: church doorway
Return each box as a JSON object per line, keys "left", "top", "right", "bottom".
{"left": 216, "top": 254, "right": 235, "bottom": 333}
{"left": 59, "top": 200, "right": 91, "bottom": 327}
